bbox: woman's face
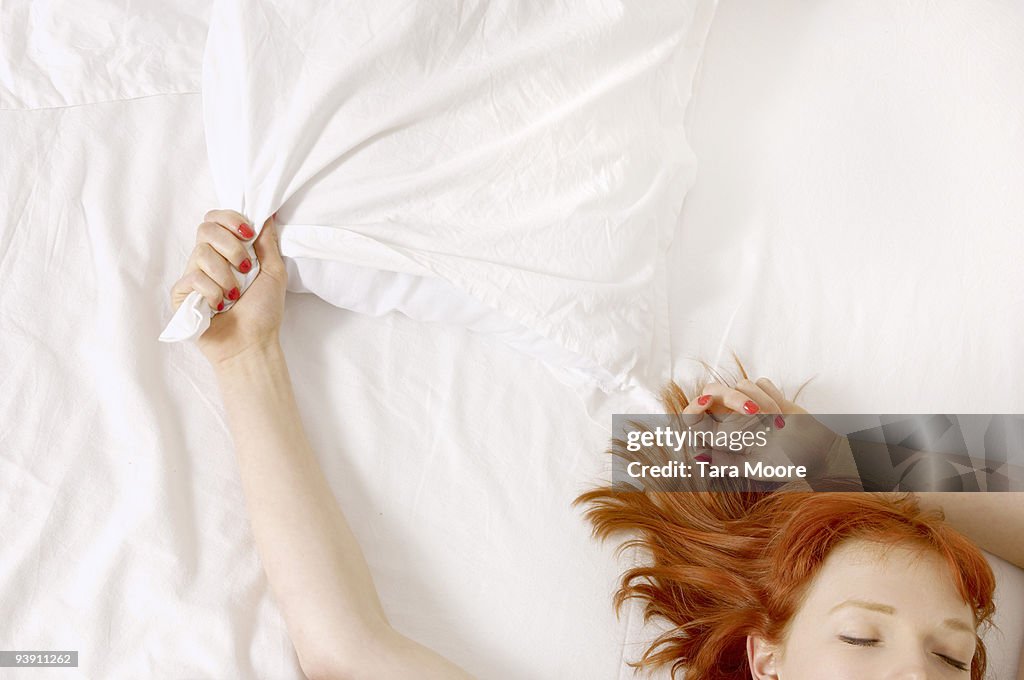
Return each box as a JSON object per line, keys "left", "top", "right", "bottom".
{"left": 748, "top": 539, "right": 978, "bottom": 680}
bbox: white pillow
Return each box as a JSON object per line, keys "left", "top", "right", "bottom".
{"left": 195, "top": 0, "right": 717, "bottom": 406}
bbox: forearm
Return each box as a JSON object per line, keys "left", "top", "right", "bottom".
{"left": 832, "top": 436, "right": 1024, "bottom": 568}
{"left": 913, "top": 492, "right": 1024, "bottom": 569}
{"left": 213, "top": 341, "right": 388, "bottom": 674}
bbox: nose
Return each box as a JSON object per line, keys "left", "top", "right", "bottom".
{"left": 895, "top": 671, "right": 927, "bottom": 680}
{"left": 889, "top": 657, "right": 931, "bottom": 680}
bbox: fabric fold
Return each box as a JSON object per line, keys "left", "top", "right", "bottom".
{"left": 159, "top": 0, "right": 716, "bottom": 408}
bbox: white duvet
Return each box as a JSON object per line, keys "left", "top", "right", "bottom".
{"left": 159, "top": 0, "right": 717, "bottom": 421}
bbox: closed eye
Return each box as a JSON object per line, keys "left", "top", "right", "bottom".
{"left": 935, "top": 653, "right": 969, "bottom": 673}
{"left": 840, "top": 637, "right": 968, "bottom": 672}
{"left": 839, "top": 636, "right": 879, "bottom": 647}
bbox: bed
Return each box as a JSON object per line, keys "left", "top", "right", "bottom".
{"left": 1, "top": 1, "right": 1021, "bottom": 679}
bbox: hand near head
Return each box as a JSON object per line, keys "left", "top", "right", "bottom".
{"left": 169, "top": 209, "right": 288, "bottom": 368}
{"left": 679, "top": 377, "right": 845, "bottom": 479}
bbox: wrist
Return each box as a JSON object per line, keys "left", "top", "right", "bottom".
{"left": 211, "top": 337, "right": 286, "bottom": 381}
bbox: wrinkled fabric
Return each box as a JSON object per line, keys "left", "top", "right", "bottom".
{"left": 0, "top": 0, "right": 208, "bottom": 109}
{"left": 0, "top": 96, "right": 667, "bottom": 678}
{"left": 159, "top": 0, "right": 715, "bottom": 408}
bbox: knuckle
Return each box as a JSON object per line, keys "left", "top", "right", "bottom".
{"left": 204, "top": 209, "right": 219, "bottom": 222}
{"left": 194, "top": 241, "right": 213, "bottom": 260}
{"left": 195, "top": 245, "right": 213, "bottom": 268}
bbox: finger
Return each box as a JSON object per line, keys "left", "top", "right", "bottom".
{"left": 679, "top": 391, "right": 720, "bottom": 428}
{"left": 680, "top": 392, "right": 714, "bottom": 427}
{"left": 697, "top": 384, "right": 763, "bottom": 440}
{"left": 204, "top": 209, "right": 255, "bottom": 241}
{"left": 733, "top": 378, "right": 786, "bottom": 431}
{"left": 754, "top": 377, "right": 789, "bottom": 428}
{"left": 735, "top": 379, "right": 782, "bottom": 414}
{"left": 681, "top": 392, "right": 714, "bottom": 414}
{"left": 755, "top": 377, "right": 809, "bottom": 417}
{"left": 196, "top": 221, "right": 252, "bottom": 274}
{"left": 170, "top": 270, "right": 225, "bottom": 312}
{"left": 252, "top": 213, "right": 282, "bottom": 269}
{"left": 192, "top": 242, "right": 241, "bottom": 301}
{"left": 755, "top": 377, "right": 787, "bottom": 406}
{"left": 701, "top": 383, "right": 765, "bottom": 416}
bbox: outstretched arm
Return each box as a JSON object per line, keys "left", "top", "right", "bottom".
{"left": 214, "top": 342, "right": 473, "bottom": 680}
{"left": 170, "top": 210, "right": 472, "bottom": 680}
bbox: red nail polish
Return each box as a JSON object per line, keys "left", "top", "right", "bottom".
{"left": 228, "top": 287, "right": 240, "bottom": 301}
{"left": 774, "top": 415, "right": 786, "bottom": 429}
{"left": 216, "top": 301, "right": 225, "bottom": 312}
{"left": 697, "top": 395, "right": 711, "bottom": 406}
{"left": 239, "top": 258, "right": 251, "bottom": 273}
{"left": 743, "top": 400, "right": 760, "bottom": 414}
{"left": 237, "top": 223, "right": 254, "bottom": 239}
{"left": 694, "top": 453, "right": 712, "bottom": 463}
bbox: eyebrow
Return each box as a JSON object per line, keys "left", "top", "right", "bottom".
{"left": 828, "top": 600, "right": 974, "bottom": 633}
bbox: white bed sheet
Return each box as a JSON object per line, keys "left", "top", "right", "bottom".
{"left": 0, "top": 0, "right": 208, "bottom": 109}
{"left": 3, "top": 97, "right": 1022, "bottom": 680}
{"left": 0, "top": 94, "right": 634, "bottom": 679}
{"left": 0, "top": 2, "right": 665, "bottom": 677}
{"left": 669, "top": 0, "right": 1024, "bottom": 414}
{"left": 3, "top": 1, "right": 1023, "bottom": 679}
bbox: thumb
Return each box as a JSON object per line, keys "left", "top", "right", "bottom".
{"left": 253, "top": 213, "right": 284, "bottom": 273}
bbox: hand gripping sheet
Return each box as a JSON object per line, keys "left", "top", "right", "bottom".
{"left": 159, "top": 0, "right": 714, "bottom": 410}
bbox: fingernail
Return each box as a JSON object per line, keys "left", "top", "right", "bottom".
{"left": 228, "top": 287, "right": 240, "bottom": 301}
{"left": 697, "top": 395, "right": 711, "bottom": 406}
{"left": 237, "top": 223, "right": 254, "bottom": 239}
{"left": 216, "top": 301, "right": 225, "bottom": 312}
{"left": 694, "top": 453, "right": 712, "bottom": 463}
{"left": 774, "top": 415, "right": 786, "bottom": 429}
{"left": 743, "top": 400, "right": 760, "bottom": 414}
{"left": 239, "top": 258, "right": 252, "bottom": 273}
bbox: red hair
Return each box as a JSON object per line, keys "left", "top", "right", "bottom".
{"left": 576, "top": 376, "right": 997, "bottom": 680}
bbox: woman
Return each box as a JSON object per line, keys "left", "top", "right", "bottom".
{"left": 170, "top": 210, "right": 1023, "bottom": 679}
{"left": 578, "top": 488, "right": 999, "bottom": 679}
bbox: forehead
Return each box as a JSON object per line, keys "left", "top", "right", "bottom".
{"left": 797, "top": 539, "right": 974, "bottom": 623}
